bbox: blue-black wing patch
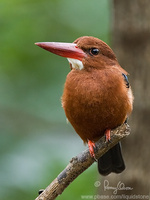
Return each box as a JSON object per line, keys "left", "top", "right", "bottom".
{"left": 122, "top": 73, "right": 130, "bottom": 88}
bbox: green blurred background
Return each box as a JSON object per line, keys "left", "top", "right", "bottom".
{"left": 0, "top": 0, "right": 111, "bottom": 199}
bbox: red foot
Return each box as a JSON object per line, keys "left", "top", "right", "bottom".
{"left": 105, "top": 129, "right": 111, "bottom": 142}
{"left": 88, "top": 140, "right": 96, "bottom": 158}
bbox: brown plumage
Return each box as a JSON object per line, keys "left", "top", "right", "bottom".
{"left": 35, "top": 36, "right": 133, "bottom": 176}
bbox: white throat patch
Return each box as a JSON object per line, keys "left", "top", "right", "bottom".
{"left": 67, "top": 58, "right": 84, "bottom": 70}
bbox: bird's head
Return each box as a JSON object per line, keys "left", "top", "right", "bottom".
{"left": 35, "top": 36, "right": 126, "bottom": 73}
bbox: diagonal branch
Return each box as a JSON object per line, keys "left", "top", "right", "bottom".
{"left": 35, "top": 123, "right": 130, "bottom": 200}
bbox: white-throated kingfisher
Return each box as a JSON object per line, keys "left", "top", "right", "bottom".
{"left": 35, "top": 36, "right": 133, "bottom": 176}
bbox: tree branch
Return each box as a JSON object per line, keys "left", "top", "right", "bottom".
{"left": 35, "top": 123, "right": 130, "bottom": 200}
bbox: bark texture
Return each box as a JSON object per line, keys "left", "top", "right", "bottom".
{"left": 35, "top": 124, "right": 130, "bottom": 200}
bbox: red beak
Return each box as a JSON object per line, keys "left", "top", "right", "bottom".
{"left": 35, "top": 42, "right": 86, "bottom": 61}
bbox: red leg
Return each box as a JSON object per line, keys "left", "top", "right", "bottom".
{"left": 88, "top": 140, "right": 96, "bottom": 158}
{"left": 105, "top": 129, "right": 111, "bottom": 142}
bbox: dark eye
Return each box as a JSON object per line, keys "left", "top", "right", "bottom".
{"left": 90, "top": 48, "right": 99, "bottom": 55}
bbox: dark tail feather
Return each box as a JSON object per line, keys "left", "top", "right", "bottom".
{"left": 98, "top": 142, "right": 125, "bottom": 176}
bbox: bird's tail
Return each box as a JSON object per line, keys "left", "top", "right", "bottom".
{"left": 98, "top": 142, "right": 125, "bottom": 176}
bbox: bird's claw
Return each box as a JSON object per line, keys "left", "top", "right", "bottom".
{"left": 88, "top": 140, "right": 97, "bottom": 161}
{"left": 105, "top": 129, "right": 111, "bottom": 143}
